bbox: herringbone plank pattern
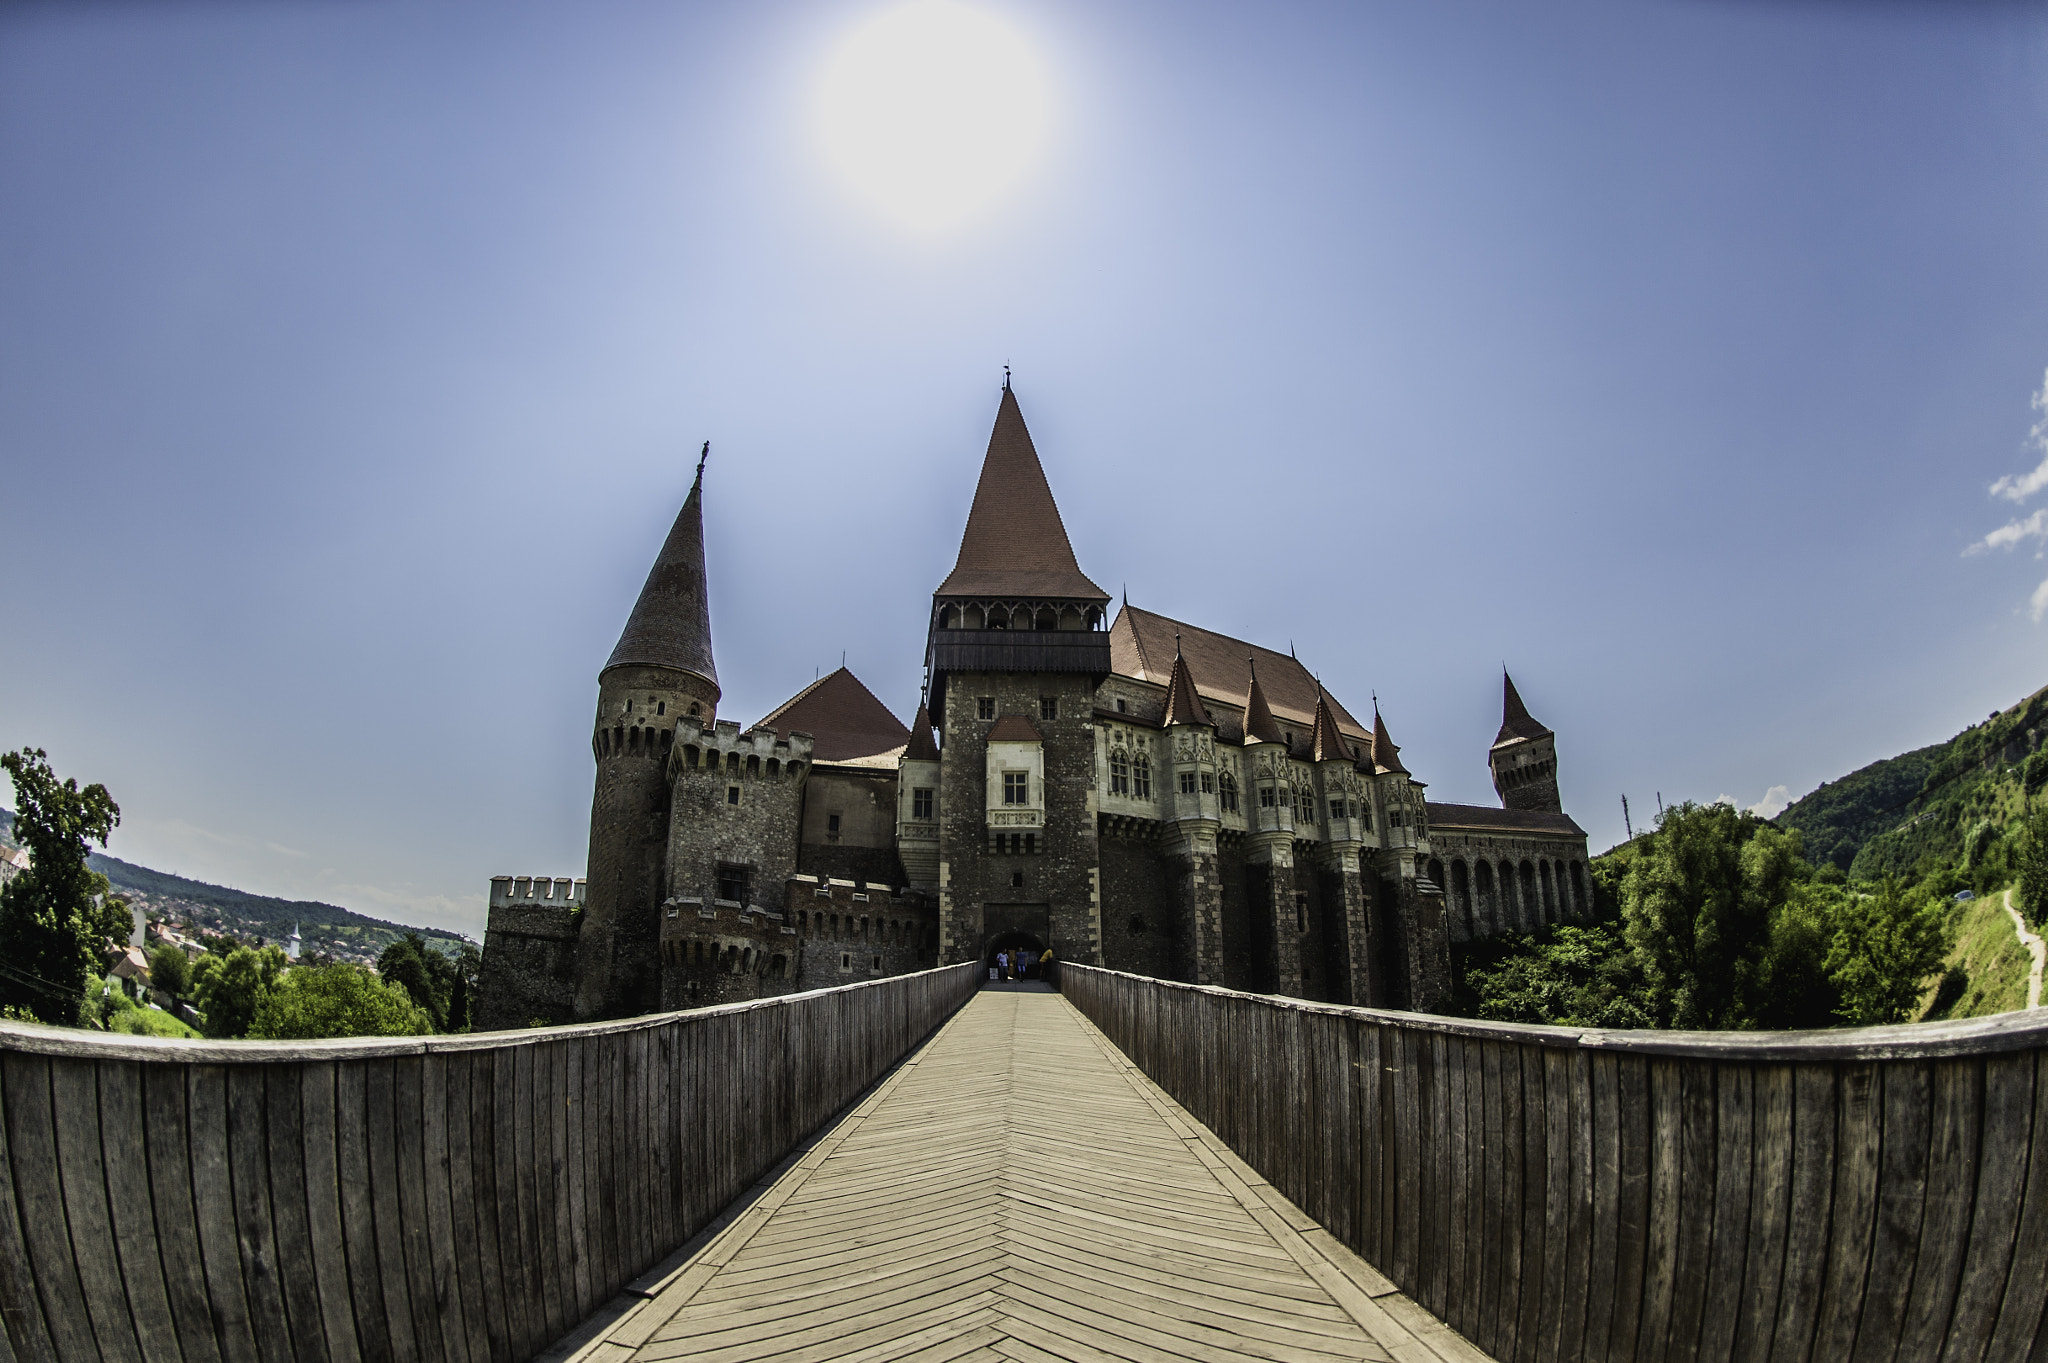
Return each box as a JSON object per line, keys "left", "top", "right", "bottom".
{"left": 578, "top": 991, "right": 1464, "bottom": 1363}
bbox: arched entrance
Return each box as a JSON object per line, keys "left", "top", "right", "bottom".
{"left": 982, "top": 929, "right": 1047, "bottom": 983}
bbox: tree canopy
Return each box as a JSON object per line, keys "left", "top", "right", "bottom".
{"left": 249, "top": 963, "right": 434, "bottom": 1040}
{"left": 0, "top": 748, "right": 132, "bottom": 1025}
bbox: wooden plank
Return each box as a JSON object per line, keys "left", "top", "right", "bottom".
{"left": 96, "top": 1062, "right": 181, "bottom": 1362}
{"left": 189, "top": 1065, "right": 263, "bottom": 1363}
{"left": 225, "top": 1066, "right": 293, "bottom": 1359}
{"left": 1610, "top": 1051, "right": 1652, "bottom": 1363}
{"left": 1982, "top": 1047, "right": 2048, "bottom": 1361}
{"left": 1444, "top": 1032, "right": 1471, "bottom": 1340}
{"left": 0, "top": 1054, "right": 60, "bottom": 1363}
{"left": 47, "top": 1057, "right": 143, "bottom": 1363}
{"left": 1812, "top": 1061, "right": 1882, "bottom": 1362}
{"left": 441, "top": 1053, "right": 491, "bottom": 1363}
{"left": 466, "top": 1051, "right": 511, "bottom": 1363}
{"left": 1633, "top": 1056, "right": 1681, "bottom": 1363}
{"left": 1498, "top": 1038, "right": 1528, "bottom": 1363}
{"left": 298, "top": 1062, "right": 362, "bottom": 1363}
{"left": 334, "top": 1062, "right": 394, "bottom": 1363}
{"left": 1853, "top": 1059, "right": 1931, "bottom": 1362}
{"left": 391, "top": 1057, "right": 445, "bottom": 1362}
{"left": 1583, "top": 1051, "right": 1620, "bottom": 1363}
{"left": 565, "top": 1036, "right": 592, "bottom": 1324}
{"left": 262, "top": 1066, "right": 329, "bottom": 1363}
{"left": 523, "top": 1042, "right": 564, "bottom": 1349}
{"left": 1476, "top": 1037, "right": 1505, "bottom": 1362}
{"left": 1558, "top": 1047, "right": 1594, "bottom": 1363}
{"left": 491, "top": 1046, "right": 531, "bottom": 1361}
{"left": 1939, "top": 1052, "right": 2034, "bottom": 1363}
{"left": 1535, "top": 1047, "right": 1571, "bottom": 1363}
{"left": 4, "top": 1052, "right": 102, "bottom": 1362}
{"left": 363, "top": 1058, "right": 420, "bottom": 1363}
{"left": 1732, "top": 1064, "right": 1794, "bottom": 1362}
{"left": 1769, "top": 1064, "right": 1839, "bottom": 1363}
{"left": 419, "top": 1055, "right": 469, "bottom": 1363}
{"left": 1697, "top": 1063, "right": 1752, "bottom": 1363}
{"left": 1516, "top": 1044, "right": 1548, "bottom": 1363}
{"left": 1896, "top": 1057, "right": 1979, "bottom": 1362}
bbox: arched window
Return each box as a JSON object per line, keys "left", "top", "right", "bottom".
{"left": 1498, "top": 860, "right": 1517, "bottom": 924}
{"left": 1450, "top": 860, "right": 1473, "bottom": 939}
{"left": 1475, "top": 860, "right": 1496, "bottom": 932}
{"left": 1109, "top": 749, "right": 1130, "bottom": 796}
{"left": 939, "top": 605, "right": 957, "bottom": 629}
{"left": 1539, "top": 861, "right": 1556, "bottom": 919}
{"left": 766, "top": 758, "right": 779, "bottom": 779}
{"left": 1086, "top": 606, "right": 1102, "bottom": 629}
{"left": 1519, "top": 861, "right": 1538, "bottom": 929}
{"left": 726, "top": 752, "right": 740, "bottom": 774}
{"left": 1035, "top": 606, "right": 1056, "bottom": 630}
{"left": 1571, "top": 862, "right": 1587, "bottom": 915}
{"left": 1132, "top": 753, "right": 1152, "bottom": 799}
{"left": 1218, "top": 771, "right": 1239, "bottom": 813}
{"left": 965, "top": 605, "right": 986, "bottom": 629}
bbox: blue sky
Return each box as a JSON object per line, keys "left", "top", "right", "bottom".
{"left": 4, "top": 0, "right": 2047, "bottom": 937}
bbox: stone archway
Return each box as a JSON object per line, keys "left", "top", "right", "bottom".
{"left": 983, "top": 929, "right": 1047, "bottom": 982}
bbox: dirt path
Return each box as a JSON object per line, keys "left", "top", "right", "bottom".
{"left": 2005, "top": 888, "right": 2046, "bottom": 1011}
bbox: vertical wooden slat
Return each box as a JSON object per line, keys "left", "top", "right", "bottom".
{"left": 1813, "top": 1061, "right": 1882, "bottom": 1361}
{"left": 442, "top": 1054, "right": 492, "bottom": 1363}
{"left": 1559, "top": 1047, "right": 1594, "bottom": 1363}
{"left": 523, "top": 1044, "right": 562, "bottom": 1348}
{"left": 261, "top": 1066, "right": 328, "bottom": 1363}
{"left": 363, "top": 1059, "right": 418, "bottom": 1363}
{"left": 547, "top": 1041, "right": 575, "bottom": 1342}
{"left": 1983, "top": 1048, "right": 2048, "bottom": 1361}
{"left": 1698, "top": 1063, "right": 1752, "bottom": 1363}
{"left": 1897, "top": 1058, "right": 1980, "bottom": 1362}
{"left": 48, "top": 1057, "right": 143, "bottom": 1363}
{"left": 298, "top": 1062, "right": 360, "bottom": 1363}
{"left": 190, "top": 1065, "right": 262, "bottom": 1363}
{"left": 1478, "top": 1037, "right": 1506, "bottom": 1361}
{"left": 1941, "top": 1053, "right": 2035, "bottom": 1363}
{"left": 1498, "top": 1039, "right": 1527, "bottom": 1363}
{"left": 335, "top": 1062, "right": 392, "bottom": 1363}
{"left": 490, "top": 1047, "right": 530, "bottom": 1361}
{"left": 1855, "top": 1060, "right": 1932, "bottom": 1362}
{"left": 392, "top": 1058, "right": 444, "bottom": 1362}
{"left": 6, "top": 1052, "right": 103, "bottom": 1363}
{"left": 95, "top": 1063, "right": 181, "bottom": 1363}
{"left": 1445, "top": 1032, "right": 1472, "bottom": 1339}
{"left": 466, "top": 1054, "right": 510, "bottom": 1363}
{"left": 1583, "top": 1051, "right": 1621, "bottom": 1363}
{"left": 0, "top": 1052, "right": 57, "bottom": 1363}
{"left": 1734, "top": 1064, "right": 1795, "bottom": 1363}
{"left": 1515, "top": 1045, "right": 1548, "bottom": 1363}
{"left": 1536, "top": 1046, "right": 1571, "bottom": 1363}
{"left": 225, "top": 1067, "right": 292, "bottom": 1360}
{"left": 418, "top": 1055, "right": 467, "bottom": 1363}
{"left": 564, "top": 1038, "right": 591, "bottom": 1324}
{"left": 1635, "top": 1057, "right": 1682, "bottom": 1362}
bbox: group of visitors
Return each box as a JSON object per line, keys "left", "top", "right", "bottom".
{"left": 989, "top": 946, "right": 1055, "bottom": 985}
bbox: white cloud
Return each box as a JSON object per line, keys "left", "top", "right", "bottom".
{"left": 1990, "top": 369, "right": 2048, "bottom": 503}
{"left": 1748, "top": 785, "right": 1792, "bottom": 819}
{"left": 1967, "top": 507, "right": 2048, "bottom": 555}
{"left": 2031, "top": 578, "right": 2048, "bottom": 623}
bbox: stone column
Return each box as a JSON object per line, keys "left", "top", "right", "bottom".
{"left": 1250, "top": 836, "right": 1302, "bottom": 997}
{"left": 1168, "top": 828, "right": 1225, "bottom": 986}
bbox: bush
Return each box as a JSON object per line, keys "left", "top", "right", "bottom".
{"left": 149, "top": 944, "right": 191, "bottom": 998}
{"left": 248, "top": 964, "right": 435, "bottom": 1040}
{"left": 109, "top": 1007, "right": 201, "bottom": 1039}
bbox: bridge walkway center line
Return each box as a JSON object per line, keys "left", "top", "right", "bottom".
{"left": 555, "top": 989, "right": 1494, "bottom": 1363}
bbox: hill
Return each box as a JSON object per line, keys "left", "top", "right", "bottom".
{"left": 0, "top": 810, "right": 469, "bottom": 965}
{"left": 1776, "top": 682, "right": 2048, "bottom": 880}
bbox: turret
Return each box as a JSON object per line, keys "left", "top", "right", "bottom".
{"left": 1490, "top": 672, "right": 1561, "bottom": 814}
{"left": 897, "top": 696, "right": 941, "bottom": 889}
{"left": 577, "top": 447, "right": 722, "bottom": 1020}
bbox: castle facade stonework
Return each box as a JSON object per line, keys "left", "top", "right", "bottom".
{"left": 476, "top": 389, "right": 1591, "bottom": 1026}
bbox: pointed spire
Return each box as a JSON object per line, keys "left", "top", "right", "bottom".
{"left": 1242, "top": 655, "right": 1284, "bottom": 744}
{"left": 1372, "top": 704, "right": 1409, "bottom": 775}
{"left": 604, "top": 450, "right": 717, "bottom": 686}
{"left": 936, "top": 387, "right": 1108, "bottom": 599}
{"left": 905, "top": 701, "right": 941, "bottom": 762}
{"left": 1310, "top": 685, "right": 1352, "bottom": 763}
{"left": 1160, "top": 640, "right": 1212, "bottom": 728}
{"left": 1496, "top": 671, "right": 1553, "bottom": 745}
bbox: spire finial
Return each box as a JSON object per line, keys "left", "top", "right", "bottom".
{"left": 1003, "top": 364, "right": 1011, "bottom": 391}
{"left": 1247, "top": 651, "right": 1256, "bottom": 681}
{"left": 1174, "top": 630, "right": 1182, "bottom": 658}
{"left": 694, "top": 440, "right": 708, "bottom": 485}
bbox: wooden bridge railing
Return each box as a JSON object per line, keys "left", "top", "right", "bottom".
{"left": 1061, "top": 963, "right": 2048, "bottom": 1363}
{"left": 0, "top": 961, "right": 977, "bottom": 1363}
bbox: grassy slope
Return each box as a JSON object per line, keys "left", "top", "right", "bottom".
{"left": 1922, "top": 888, "right": 2033, "bottom": 1021}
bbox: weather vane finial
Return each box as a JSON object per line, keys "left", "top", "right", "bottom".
{"left": 695, "top": 440, "right": 709, "bottom": 483}
{"left": 1003, "top": 364, "right": 1011, "bottom": 391}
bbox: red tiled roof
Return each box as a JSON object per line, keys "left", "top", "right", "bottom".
{"left": 936, "top": 387, "right": 1108, "bottom": 601}
{"left": 904, "top": 700, "right": 941, "bottom": 762}
{"left": 987, "top": 714, "right": 1045, "bottom": 743}
{"left": 1495, "top": 672, "right": 1553, "bottom": 746}
{"left": 1242, "top": 663, "right": 1285, "bottom": 745}
{"left": 1425, "top": 802, "right": 1586, "bottom": 838}
{"left": 1371, "top": 708, "right": 1409, "bottom": 775}
{"left": 1159, "top": 650, "right": 1212, "bottom": 728}
{"left": 604, "top": 460, "right": 718, "bottom": 686}
{"left": 755, "top": 668, "right": 909, "bottom": 763}
{"left": 1310, "top": 690, "right": 1354, "bottom": 763}
{"left": 1109, "top": 604, "right": 1368, "bottom": 740}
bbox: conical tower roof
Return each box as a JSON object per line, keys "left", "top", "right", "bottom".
{"left": 1160, "top": 642, "right": 1212, "bottom": 728}
{"left": 1242, "top": 659, "right": 1285, "bottom": 745}
{"left": 1495, "top": 671, "right": 1553, "bottom": 746}
{"left": 754, "top": 667, "right": 910, "bottom": 764}
{"left": 604, "top": 452, "right": 717, "bottom": 687}
{"left": 905, "top": 699, "right": 941, "bottom": 763}
{"left": 1311, "top": 688, "right": 1353, "bottom": 763}
{"left": 936, "top": 386, "right": 1108, "bottom": 600}
{"left": 1372, "top": 706, "right": 1409, "bottom": 775}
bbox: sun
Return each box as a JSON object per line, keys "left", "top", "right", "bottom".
{"left": 816, "top": 1, "right": 1052, "bottom": 235}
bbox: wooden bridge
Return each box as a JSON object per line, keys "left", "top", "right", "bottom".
{"left": 1, "top": 962, "right": 2046, "bottom": 1363}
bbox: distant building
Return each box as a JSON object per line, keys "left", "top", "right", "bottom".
{"left": 478, "top": 387, "right": 1590, "bottom": 1027}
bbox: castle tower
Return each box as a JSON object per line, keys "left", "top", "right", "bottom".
{"left": 576, "top": 451, "right": 722, "bottom": 1020}
{"left": 1308, "top": 688, "right": 1373, "bottom": 1005}
{"left": 1239, "top": 659, "right": 1302, "bottom": 996}
{"left": 928, "top": 382, "right": 1111, "bottom": 969}
{"left": 1490, "top": 672, "right": 1561, "bottom": 814}
{"left": 1368, "top": 705, "right": 1450, "bottom": 1010}
{"left": 896, "top": 696, "right": 942, "bottom": 890}
{"left": 1160, "top": 644, "right": 1223, "bottom": 984}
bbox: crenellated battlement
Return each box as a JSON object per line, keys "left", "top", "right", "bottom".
{"left": 488, "top": 875, "right": 586, "bottom": 910}
{"left": 669, "top": 717, "right": 816, "bottom": 781}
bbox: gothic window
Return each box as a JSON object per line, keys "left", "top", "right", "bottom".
{"left": 1133, "top": 753, "right": 1152, "bottom": 798}
{"left": 913, "top": 788, "right": 933, "bottom": 819}
{"left": 1003, "top": 772, "right": 1028, "bottom": 804}
{"left": 978, "top": 697, "right": 997, "bottom": 720}
{"left": 1201, "top": 772, "right": 1215, "bottom": 794}
{"left": 1110, "top": 749, "right": 1130, "bottom": 795}
{"left": 716, "top": 864, "right": 752, "bottom": 904}
{"left": 726, "top": 785, "right": 741, "bottom": 806}
{"left": 1040, "top": 696, "right": 1058, "bottom": 721}
{"left": 1329, "top": 799, "right": 1343, "bottom": 821}
{"left": 1259, "top": 784, "right": 1275, "bottom": 808}
{"left": 1179, "top": 772, "right": 1197, "bottom": 795}
{"left": 657, "top": 701, "right": 665, "bottom": 716}
{"left": 689, "top": 702, "right": 701, "bottom": 716}
{"left": 1219, "top": 772, "right": 1239, "bottom": 812}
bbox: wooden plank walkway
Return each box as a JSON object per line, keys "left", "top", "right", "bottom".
{"left": 558, "top": 989, "right": 1491, "bottom": 1363}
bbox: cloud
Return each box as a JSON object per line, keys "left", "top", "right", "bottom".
{"left": 1748, "top": 785, "right": 1792, "bottom": 819}
{"left": 1990, "top": 369, "right": 2048, "bottom": 503}
{"left": 2032, "top": 578, "right": 2048, "bottom": 623}
{"left": 1967, "top": 507, "right": 2048, "bottom": 555}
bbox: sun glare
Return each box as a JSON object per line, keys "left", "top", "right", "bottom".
{"left": 817, "top": 0, "right": 1052, "bottom": 235}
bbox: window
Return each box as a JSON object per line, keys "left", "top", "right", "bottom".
{"left": 1024, "top": 832, "right": 1036, "bottom": 854}
{"left": 716, "top": 864, "right": 752, "bottom": 903}
{"left": 1295, "top": 894, "right": 1308, "bottom": 933}
{"left": 1011, "top": 871, "right": 1025, "bottom": 888}
{"left": 1040, "top": 697, "right": 1058, "bottom": 721}
{"left": 912, "top": 788, "right": 934, "bottom": 819}
{"left": 657, "top": 701, "right": 665, "bottom": 716}
{"left": 1116, "top": 698, "right": 1127, "bottom": 713}
{"left": 1220, "top": 773, "right": 1239, "bottom": 812}
{"left": 1180, "top": 772, "right": 1197, "bottom": 795}
{"left": 1201, "top": 772, "right": 1215, "bottom": 794}
{"left": 827, "top": 813, "right": 841, "bottom": 834}
{"left": 1389, "top": 809, "right": 1403, "bottom": 828}
{"left": 1133, "top": 754, "right": 1151, "bottom": 798}
{"left": 1330, "top": 799, "right": 1343, "bottom": 821}
{"left": 978, "top": 697, "right": 997, "bottom": 720}
{"left": 726, "top": 785, "right": 741, "bottom": 806}
{"left": 1110, "top": 749, "right": 1130, "bottom": 795}
{"left": 1259, "top": 784, "right": 1275, "bottom": 808}
{"left": 689, "top": 702, "right": 701, "bottom": 716}
{"left": 1003, "top": 772, "right": 1028, "bottom": 804}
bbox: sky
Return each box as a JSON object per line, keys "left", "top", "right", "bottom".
{"left": 4, "top": 0, "right": 2048, "bottom": 939}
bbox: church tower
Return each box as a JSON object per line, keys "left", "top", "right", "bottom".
{"left": 927, "top": 382, "right": 1111, "bottom": 969}
{"left": 576, "top": 452, "right": 721, "bottom": 1020}
{"left": 1489, "top": 672, "right": 1561, "bottom": 814}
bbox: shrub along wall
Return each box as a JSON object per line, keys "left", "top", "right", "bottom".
{"left": 0, "top": 962, "right": 977, "bottom": 1363}
{"left": 1062, "top": 963, "right": 2048, "bottom": 1363}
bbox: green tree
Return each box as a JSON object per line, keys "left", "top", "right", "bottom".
{"left": 1620, "top": 803, "right": 1799, "bottom": 1029}
{"left": 2018, "top": 800, "right": 2048, "bottom": 931}
{"left": 1461, "top": 923, "right": 1654, "bottom": 1029}
{"left": 249, "top": 964, "right": 434, "bottom": 1039}
{"left": 377, "top": 931, "right": 461, "bottom": 1031}
{"left": 1750, "top": 882, "right": 1844, "bottom": 1030}
{"left": 149, "top": 944, "right": 191, "bottom": 999}
{"left": 0, "top": 748, "right": 130, "bottom": 1025}
{"left": 191, "top": 945, "right": 287, "bottom": 1039}
{"left": 1825, "top": 877, "right": 1951, "bottom": 1025}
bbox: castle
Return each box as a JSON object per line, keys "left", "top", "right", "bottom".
{"left": 477, "top": 387, "right": 1591, "bottom": 1027}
